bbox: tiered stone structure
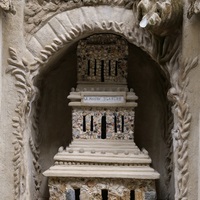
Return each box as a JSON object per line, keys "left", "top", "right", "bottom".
{"left": 44, "top": 34, "right": 160, "bottom": 200}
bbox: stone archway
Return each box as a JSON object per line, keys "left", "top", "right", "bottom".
{"left": 7, "top": 5, "right": 198, "bottom": 200}
{"left": 25, "top": 6, "right": 156, "bottom": 64}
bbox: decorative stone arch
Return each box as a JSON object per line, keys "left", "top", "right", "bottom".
{"left": 7, "top": 5, "right": 198, "bottom": 200}
{"left": 25, "top": 6, "right": 157, "bottom": 66}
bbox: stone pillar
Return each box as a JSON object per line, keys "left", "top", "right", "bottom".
{"left": 135, "top": 189, "right": 144, "bottom": 200}
{"left": 66, "top": 186, "right": 75, "bottom": 200}
{"left": 145, "top": 191, "right": 156, "bottom": 200}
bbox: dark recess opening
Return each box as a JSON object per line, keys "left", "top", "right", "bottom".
{"left": 101, "top": 60, "right": 104, "bottom": 82}
{"left": 94, "top": 59, "right": 97, "bottom": 76}
{"left": 90, "top": 115, "right": 93, "bottom": 131}
{"left": 115, "top": 61, "right": 118, "bottom": 76}
{"left": 101, "top": 189, "right": 108, "bottom": 200}
{"left": 75, "top": 189, "right": 80, "bottom": 200}
{"left": 87, "top": 60, "right": 90, "bottom": 76}
{"left": 101, "top": 115, "right": 106, "bottom": 139}
{"left": 83, "top": 115, "right": 86, "bottom": 132}
{"left": 114, "top": 115, "right": 117, "bottom": 133}
{"left": 130, "top": 190, "right": 135, "bottom": 200}
{"left": 121, "top": 115, "right": 124, "bottom": 133}
{"left": 108, "top": 60, "right": 111, "bottom": 76}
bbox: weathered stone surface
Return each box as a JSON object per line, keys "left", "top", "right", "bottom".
{"left": 48, "top": 178, "right": 156, "bottom": 200}
{"left": 145, "top": 191, "right": 156, "bottom": 200}
{"left": 135, "top": 189, "right": 144, "bottom": 200}
{"left": 66, "top": 187, "right": 75, "bottom": 200}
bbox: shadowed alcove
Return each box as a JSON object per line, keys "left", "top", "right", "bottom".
{"left": 36, "top": 34, "right": 173, "bottom": 199}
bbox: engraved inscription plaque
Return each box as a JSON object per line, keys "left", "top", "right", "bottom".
{"left": 83, "top": 96, "right": 124, "bottom": 104}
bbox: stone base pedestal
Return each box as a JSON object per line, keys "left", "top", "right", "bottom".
{"left": 48, "top": 177, "right": 156, "bottom": 200}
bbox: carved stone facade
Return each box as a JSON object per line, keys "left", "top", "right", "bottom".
{"left": 48, "top": 178, "right": 156, "bottom": 200}
{"left": 72, "top": 107, "right": 135, "bottom": 139}
{"left": 0, "top": 0, "right": 200, "bottom": 200}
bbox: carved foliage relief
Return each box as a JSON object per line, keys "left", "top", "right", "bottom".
{"left": 7, "top": 48, "right": 41, "bottom": 199}
{"left": 167, "top": 56, "right": 198, "bottom": 200}
{"left": 137, "top": 1, "right": 199, "bottom": 199}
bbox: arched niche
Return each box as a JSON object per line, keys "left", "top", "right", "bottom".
{"left": 128, "top": 43, "right": 173, "bottom": 199}
{"left": 34, "top": 34, "right": 173, "bottom": 199}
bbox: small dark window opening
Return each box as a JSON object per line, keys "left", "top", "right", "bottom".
{"left": 130, "top": 190, "right": 135, "bottom": 200}
{"left": 75, "top": 188, "right": 80, "bottom": 200}
{"left": 101, "top": 115, "right": 106, "bottom": 139}
{"left": 83, "top": 116, "right": 86, "bottom": 132}
{"left": 108, "top": 60, "right": 111, "bottom": 76}
{"left": 94, "top": 59, "right": 97, "bottom": 76}
{"left": 101, "top": 60, "right": 104, "bottom": 82}
{"left": 121, "top": 115, "right": 124, "bottom": 133}
{"left": 87, "top": 60, "right": 90, "bottom": 76}
{"left": 114, "top": 115, "right": 117, "bottom": 133}
{"left": 90, "top": 116, "right": 93, "bottom": 131}
{"left": 101, "top": 189, "right": 108, "bottom": 200}
{"left": 115, "top": 61, "right": 118, "bottom": 76}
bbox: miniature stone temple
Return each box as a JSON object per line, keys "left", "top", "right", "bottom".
{"left": 43, "top": 34, "right": 160, "bottom": 200}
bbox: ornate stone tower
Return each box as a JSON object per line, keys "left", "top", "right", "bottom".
{"left": 44, "top": 34, "right": 160, "bottom": 200}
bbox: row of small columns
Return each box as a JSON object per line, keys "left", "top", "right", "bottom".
{"left": 82, "top": 114, "right": 125, "bottom": 138}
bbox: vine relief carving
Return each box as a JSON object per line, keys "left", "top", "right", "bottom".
{"left": 136, "top": 4, "right": 183, "bottom": 193}
{"left": 167, "top": 55, "right": 198, "bottom": 200}
{"left": 7, "top": 48, "right": 41, "bottom": 200}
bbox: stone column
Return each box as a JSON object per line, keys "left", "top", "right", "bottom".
{"left": 66, "top": 186, "right": 75, "bottom": 200}
{"left": 135, "top": 189, "right": 144, "bottom": 200}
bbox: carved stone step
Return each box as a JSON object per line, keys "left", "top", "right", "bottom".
{"left": 54, "top": 154, "right": 151, "bottom": 164}
{"left": 68, "top": 144, "right": 139, "bottom": 150}
{"left": 70, "top": 143, "right": 135, "bottom": 147}
{"left": 44, "top": 165, "right": 160, "bottom": 179}
{"left": 72, "top": 139, "right": 135, "bottom": 144}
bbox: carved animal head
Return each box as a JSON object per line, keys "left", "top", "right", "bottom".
{"left": 136, "top": 0, "right": 181, "bottom": 36}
